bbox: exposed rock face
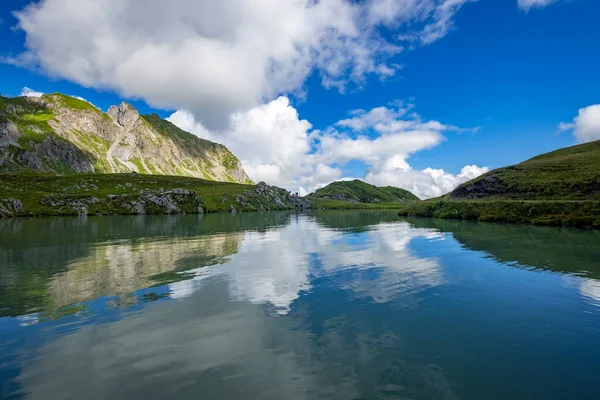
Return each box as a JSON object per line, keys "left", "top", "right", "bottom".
{"left": 106, "top": 189, "right": 196, "bottom": 215}
{"left": 0, "top": 94, "right": 252, "bottom": 184}
{"left": 0, "top": 118, "right": 20, "bottom": 147}
{"left": 0, "top": 198, "right": 23, "bottom": 218}
{"left": 233, "top": 181, "right": 307, "bottom": 211}
{"left": 450, "top": 175, "right": 508, "bottom": 199}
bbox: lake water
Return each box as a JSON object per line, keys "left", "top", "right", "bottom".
{"left": 1, "top": 211, "right": 600, "bottom": 400}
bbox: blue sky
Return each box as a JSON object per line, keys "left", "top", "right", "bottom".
{"left": 1, "top": 0, "right": 599, "bottom": 197}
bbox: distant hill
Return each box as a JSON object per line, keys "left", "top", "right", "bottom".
{"left": 451, "top": 140, "right": 600, "bottom": 201}
{"left": 310, "top": 180, "right": 419, "bottom": 204}
{"left": 398, "top": 141, "right": 600, "bottom": 228}
{"left": 0, "top": 93, "right": 252, "bottom": 184}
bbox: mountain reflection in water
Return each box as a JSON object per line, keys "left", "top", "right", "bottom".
{"left": 1, "top": 211, "right": 600, "bottom": 400}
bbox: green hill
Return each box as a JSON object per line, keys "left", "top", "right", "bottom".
{"left": 398, "top": 140, "right": 600, "bottom": 228}
{"left": 309, "top": 179, "right": 418, "bottom": 208}
{"left": 451, "top": 140, "right": 600, "bottom": 201}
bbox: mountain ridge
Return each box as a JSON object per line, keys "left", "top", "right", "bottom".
{"left": 0, "top": 93, "right": 252, "bottom": 184}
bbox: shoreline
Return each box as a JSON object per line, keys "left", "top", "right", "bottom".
{"left": 397, "top": 199, "right": 600, "bottom": 229}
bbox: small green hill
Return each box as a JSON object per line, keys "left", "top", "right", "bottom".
{"left": 451, "top": 140, "right": 600, "bottom": 201}
{"left": 310, "top": 180, "right": 419, "bottom": 204}
{"left": 398, "top": 140, "right": 600, "bottom": 228}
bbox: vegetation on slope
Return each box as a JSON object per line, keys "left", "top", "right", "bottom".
{"left": 309, "top": 179, "right": 418, "bottom": 209}
{"left": 398, "top": 140, "right": 600, "bottom": 228}
{"left": 451, "top": 140, "right": 600, "bottom": 201}
{"left": 0, "top": 173, "right": 293, "bottom": 217}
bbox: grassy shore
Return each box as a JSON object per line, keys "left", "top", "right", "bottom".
{"left": 0, "top": 173, "right": 292, "bottom": 217}
{"left": 397, "top": 199, "right": 600, "bottom": 228}
{"left": 313, "top": 198, "right": 405, "bottom": 210}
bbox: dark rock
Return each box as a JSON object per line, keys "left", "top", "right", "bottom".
{"left": 450, "top": 175, "right": 508, "bottom": 199}
{"left": 0, "top": 198, "right": 23, "bottom": 218}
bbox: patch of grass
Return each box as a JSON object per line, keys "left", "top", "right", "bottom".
{"left": 0, "top": 96, "right": 56, "bottom": 149}
{"left": 222, "top": 151, "right": 240, "bottom": 170}
{"left": 130, "top": 157, "right": 149, "bottom": 174}
{"left": 314, "top": 199, "right": 405, "bottom": 210}
{"left": 44, "top": 93, "right": 96, "bottom": 112}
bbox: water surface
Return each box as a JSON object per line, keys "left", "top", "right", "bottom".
{"left": 1, "top": 211, "right": 600, "bottom": 399}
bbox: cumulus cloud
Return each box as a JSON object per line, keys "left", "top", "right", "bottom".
{"left": 11, "top": 0, "right": 471, "bottom": 129}
{"left": 20, "top": 87, "right": 43, "bottom": 97}
{"left": 559, "top": 104, "right": 600, "bottom": 143}
{"left": 518, "top": 0, "right": 559, "bottom": 12}
{"left": 168, "top": 96, "right": 316, "bottom": 189}
{"left": 169, "top": 99, "right": 487, "bottom": 198}
{"left": 365, "top": 165, "right": 489, "bottom": 199}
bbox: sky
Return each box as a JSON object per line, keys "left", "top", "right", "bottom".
{"left": 0, "top": 0, "right": 599, "bottom": 198}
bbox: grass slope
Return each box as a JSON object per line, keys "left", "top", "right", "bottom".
{"left": 0, "top": 173, "right": 291, "bottom": 217}
{"left": 452, "top": 140, "right": 600, "bottom": 201}
{"left": 310, "top": 179, "right": 418, "bottom": 209}
{"left": 398, "top": 140, "right": 600, "bottom": 228}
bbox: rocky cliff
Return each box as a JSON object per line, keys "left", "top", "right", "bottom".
{"left": 0, "top": 93, "right": 252, "bottom": 184}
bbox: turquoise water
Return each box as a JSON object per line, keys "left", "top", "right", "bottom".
{"left": 1, "top": 211, "right": 600, "bottom": 399}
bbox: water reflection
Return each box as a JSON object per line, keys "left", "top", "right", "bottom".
{"left": 404, "top": 217, "right": 600, "bottom": 309}
{"left": 1, "top": 212, "right": 600, "bottom": 400}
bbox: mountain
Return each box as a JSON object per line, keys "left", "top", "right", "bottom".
{"left": 451, "top": 140, "right": 600, "bottom": 200}
{"left": 0, "top": 93, "right": 252, "bottom": 184}
{"left": 310, "top": 180, "right": 419, "bottom": 204}
{"left": 398, "top": 141, "right": 600, "bottom": 227}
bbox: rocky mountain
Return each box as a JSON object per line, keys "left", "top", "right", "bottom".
{"left": 309, "top": 179, "right": 419, "bottom": 203}
{"left": 0, "top": 93, "right": 252, "bottom": 184}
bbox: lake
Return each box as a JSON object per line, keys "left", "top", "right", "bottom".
{"left": 1, "top": 211, "right": 600, "bottom": 400}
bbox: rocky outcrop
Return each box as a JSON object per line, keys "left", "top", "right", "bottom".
{"left": 0, "top": 118, "right": 20, "bottom": 147}
{"left": 233, "top": 181, "right": 305, "bottom": 211}
{"left": 450, "top": 175, "right": 508, "bottom": 199}
{"left": 41, "top": 195, "right": 100, "bottom": 216}
{"left": 0, "top": 198, "right": 23, "bottom": 218}
{"left": 0, "top": 93, "right": 252, "bottom": 184}
{"left": 106, "top": 189, "right": 196, "bottom": 215}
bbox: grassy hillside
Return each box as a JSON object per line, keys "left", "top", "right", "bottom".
{"left": 0, "top": 173, "right": 293, "bottom": 217}
{"left": 310, "top": 179, "right": 418, "bottom": 207}
{"left": 451, "top": 140, "right": 600, "bottom": 201}
{"left": 398, "top": 140, "right": 600, "bottom": 228}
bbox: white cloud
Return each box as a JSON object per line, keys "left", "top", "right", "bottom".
{"left": 168, "top": 98, "right": 487, "bottom": 199}
{"left": 168, "top": 215, "right": 444, "bottom": 309}
{"left": 168, "top": 96, "right": 315, "bottom": 190}
{"left": 20, "top": 87, "right": 44, "bottom": 97}
{"left": 559, "top": 104, "right": 600, "bottom": 143}
{"left": 12, "top": 0, "right": 471, "bottom": 129}
{"left": 518, "top": 0, "right": 559, "bottom": 12}
{"left": 365, "top": 165, "right": 489, "bottom": 199}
